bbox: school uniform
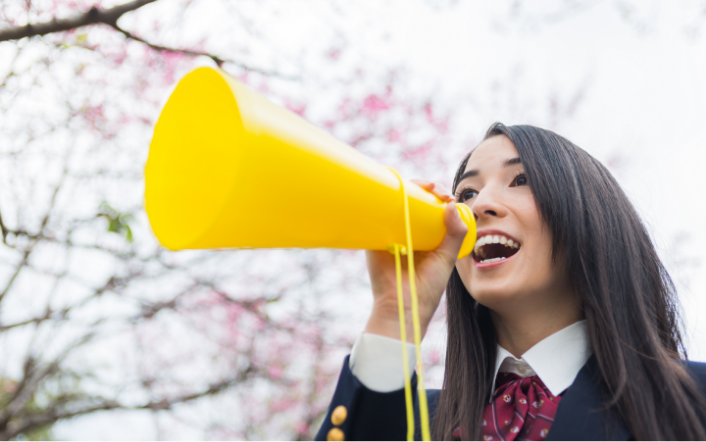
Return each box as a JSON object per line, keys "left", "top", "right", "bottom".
{"left": 316, "top": 321, "right": 706, "bottom": 441}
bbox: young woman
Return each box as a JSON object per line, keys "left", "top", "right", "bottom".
{"left": 316, "top": 123, "right": 706, "bottom": 441}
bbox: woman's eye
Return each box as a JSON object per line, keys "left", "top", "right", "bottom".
{"left": 514, "top": 174, "right": 528, "bottom": 186}
{"left": 457, "top": 189, "right": 478, "bottom": 202}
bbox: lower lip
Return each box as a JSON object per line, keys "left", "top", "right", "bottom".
{"left": 473, "top": 252, "right": 518, "bottom": 269}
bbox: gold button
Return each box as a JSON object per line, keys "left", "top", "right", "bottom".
{"left": 327, "top": 427, "right": 344, "bottom": 441}
{"left": 331, "top": 405, "right": 347, "bottom": 426}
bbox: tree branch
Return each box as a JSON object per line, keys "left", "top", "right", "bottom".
{"left": 0, "top": 208, "right": 8, "bottom": 245}
{"left": 0, "top": 250, "right": 30, "bottom": 305}
{"left": 0, "top": 0, "right": 158, "bottom": 42}
{"left": 0, "top": 309, "right": 56, "bottom": 332}
{"left": 109, "top": 24, "right": 297, "bottom": 79}
{"left": 3, "top": 366, "right": 256, "bottom": 439}
{"left": 0, "top": 1, "right": 298, "bottom": 79}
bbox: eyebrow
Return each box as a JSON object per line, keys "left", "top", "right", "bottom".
{"left": 457, "top": 157, "right": 522, "bottom": 183}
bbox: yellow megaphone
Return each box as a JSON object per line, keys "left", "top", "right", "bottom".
{"left": 145, "top": 67, "right": 476, "bottom": 257}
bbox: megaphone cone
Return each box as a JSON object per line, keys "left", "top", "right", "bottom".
{"left": 145, "top": 67, "right": 476, "bottom": 258}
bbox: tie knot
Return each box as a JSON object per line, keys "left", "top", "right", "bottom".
{"left": 494, "top": 373, "right": 552, "bottom": 398}
{"left": 480, "top": 373, "right": 561, "bottom": 441}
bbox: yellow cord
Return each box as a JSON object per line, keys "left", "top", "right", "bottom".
{"left": 388, "top": 168, "right": 431, "bottom": 442}
{"left": 392, "top": 244, "right": 415, "bottom": 441}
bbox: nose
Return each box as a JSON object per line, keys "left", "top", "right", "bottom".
{"left": 471, "top": 186, "right": 507, "bottom": 222}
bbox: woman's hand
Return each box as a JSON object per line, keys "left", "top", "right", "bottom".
{"left": 364, "top": 180, "right": 469, "bottom": 342}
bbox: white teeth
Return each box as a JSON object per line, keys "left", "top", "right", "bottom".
{"left": 480, "top": 257, "right": 507, "bottom": 263}
{"left": 473, "top": 234, "right": 521, "bottom": 255}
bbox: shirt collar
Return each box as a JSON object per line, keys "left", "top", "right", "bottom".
{"left": 489, "top": 320, "right": 592, "bottom": 402}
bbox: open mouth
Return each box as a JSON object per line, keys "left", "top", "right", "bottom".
{"left": 471, "top": 234, "right": 521, "bottom": 264}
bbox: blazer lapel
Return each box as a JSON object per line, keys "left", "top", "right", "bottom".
{"left": 547, "top": 356, "right": 631, "bottom": 441}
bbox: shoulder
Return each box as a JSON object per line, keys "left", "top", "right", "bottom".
{"left": 683, "top": 359, "right": 706, "bottom": 374}
{"left": 427, "top": 388, "right": 441, "bottom": 406}
{"left": 425, "top": 388, "right": 442, "bottom": 421}
{"left": 683, "top": 360, "right": 706, "bottom": 389}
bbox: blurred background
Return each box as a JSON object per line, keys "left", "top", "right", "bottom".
{"left": 1, "top": 0, "right": 705, "bottom": 439}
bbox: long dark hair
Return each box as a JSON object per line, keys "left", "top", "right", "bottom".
{"left": 431, "top": 123, "right": 706, "bottom": 440}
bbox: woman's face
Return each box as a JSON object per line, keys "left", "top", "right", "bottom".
{"left": 455, "top": 135, "right": 571, "bottom": 313}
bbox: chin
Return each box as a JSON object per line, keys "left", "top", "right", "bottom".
{"left": 467, "top": 279, "right": 524, "bottom": 309}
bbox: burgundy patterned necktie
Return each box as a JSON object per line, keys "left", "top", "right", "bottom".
{"left": 453, "top": 373, "right": 562, "bottom": 441}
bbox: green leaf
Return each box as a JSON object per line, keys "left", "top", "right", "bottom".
{"left": 98, "top": 202, "right": 134, "bottom": 243}
{"left": 124, "top": 224, "right": 133, "bottom": 243}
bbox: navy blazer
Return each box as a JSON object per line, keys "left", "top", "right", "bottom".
{"left": 316, "top": 355, "right": 706, "bottom": 441}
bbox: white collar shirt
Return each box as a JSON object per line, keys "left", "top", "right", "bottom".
{"left": 490, "top": 320, "right": 592, "bottom": 402}
{"left": 350, "top": 320, "right": 592, "bottom": 396}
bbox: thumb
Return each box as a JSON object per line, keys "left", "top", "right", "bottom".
{"left": 435, "top": 202, "right": 470, "bottom": 264}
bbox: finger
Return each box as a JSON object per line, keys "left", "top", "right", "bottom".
{"left": 411, "top": 179, "right": 454, "bottom": 202}
{"left": 410, "top": 178, "right": 433, "bottom": 190}
{"left": 430, "top": 183, "right": 454, "bottom": 201}
{"left": 434, "top": 202, "right": 469, "bottom": 264}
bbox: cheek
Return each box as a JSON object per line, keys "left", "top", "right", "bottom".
{"left": 517, "top": 224, "right": 558, "bottom": 290}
